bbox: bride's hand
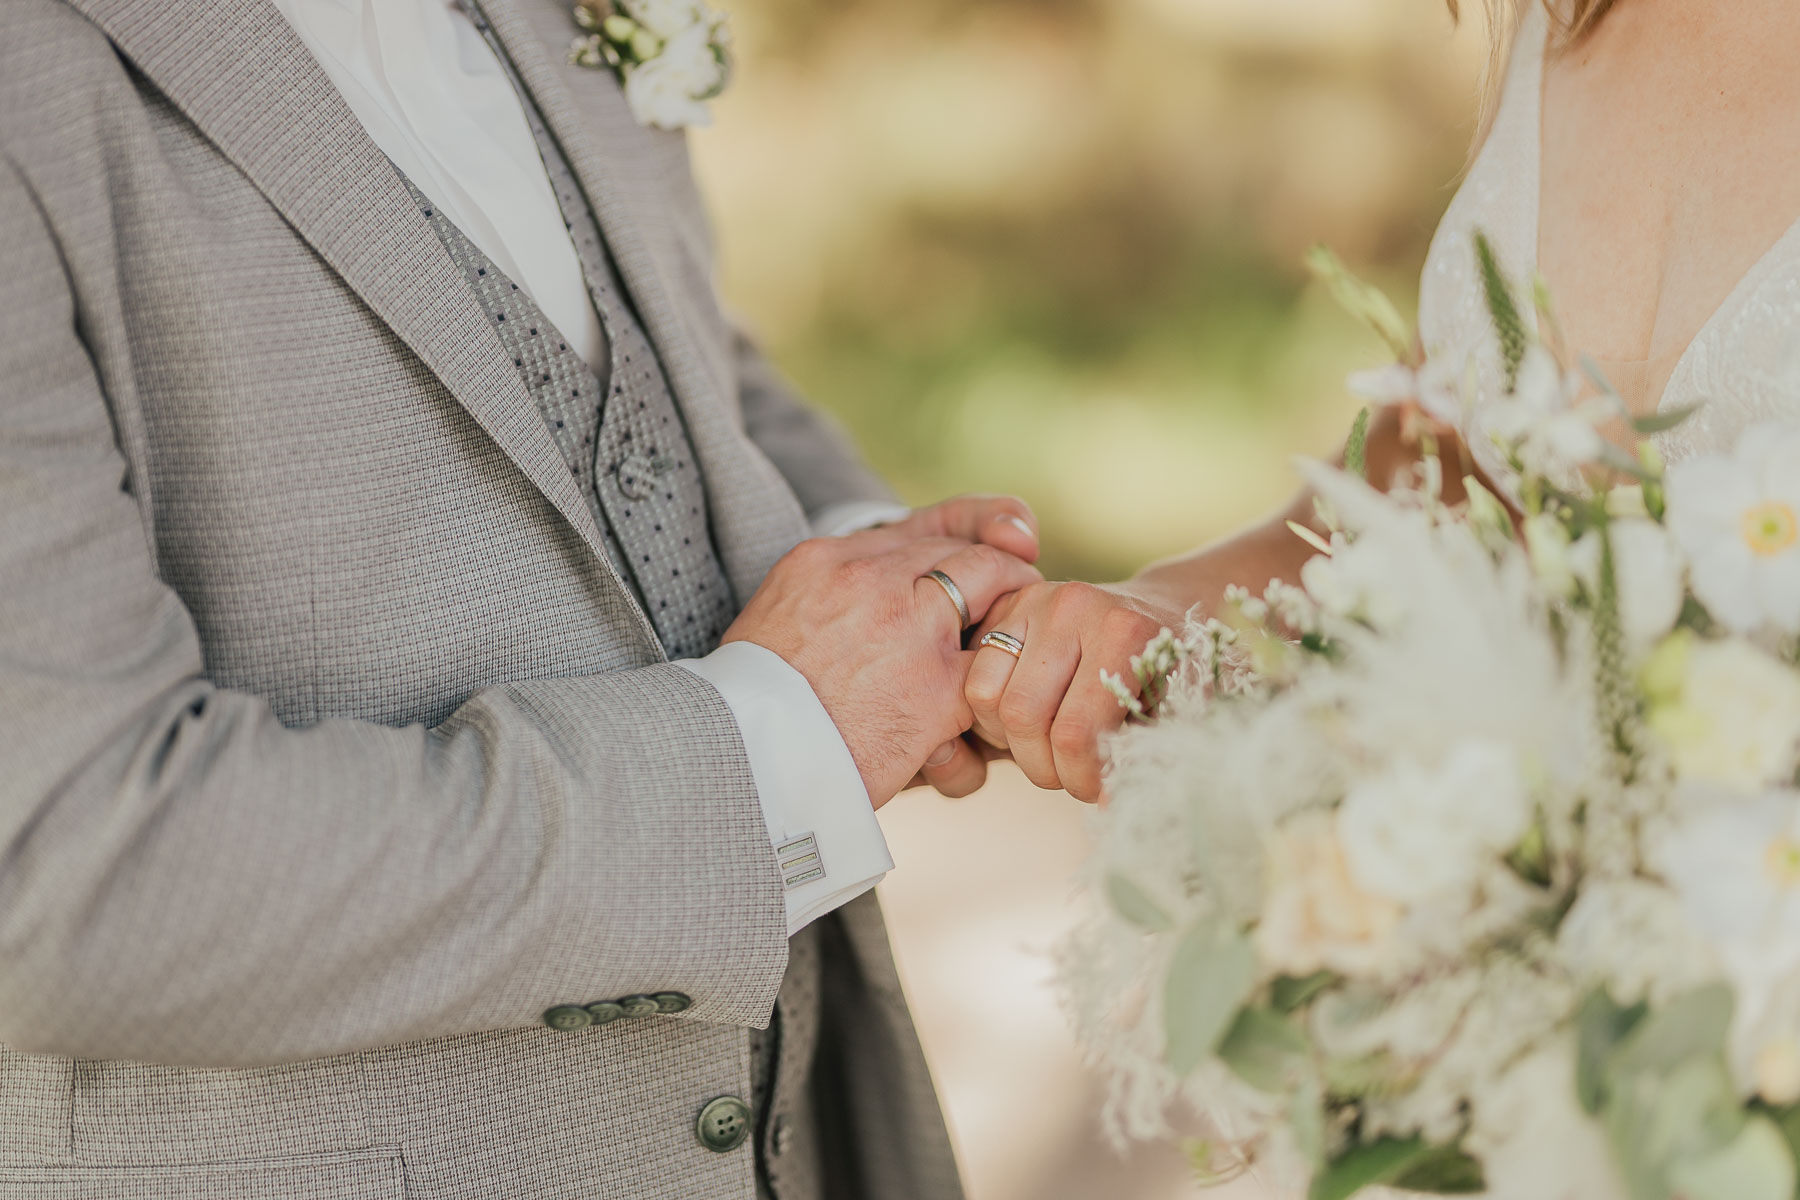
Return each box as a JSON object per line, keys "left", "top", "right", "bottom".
{"left": 960, "top": 580, "right": 1187, "bottom": 802}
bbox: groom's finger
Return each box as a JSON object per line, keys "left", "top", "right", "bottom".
{"left": 918, "top": 735, "right": 989, "bottom": 799}
{"left": 911, "top": 543, "right": 1042, "bottom": 637}
{"left": 915, "top": 495, "right": 1040, "bottom": 564}
{"left": 860, "top": 495, "right": 1040, "bottom": 563}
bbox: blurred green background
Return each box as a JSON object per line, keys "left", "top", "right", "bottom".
{"left": 693, "top": 0, "right": 1487, "bottom": 583}
{"left": 690, "top": 4, "right": 1493, "bottom": 1195}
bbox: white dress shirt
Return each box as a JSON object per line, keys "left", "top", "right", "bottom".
{"left": 271, "top": 0, "right": 903, "bottom": 935}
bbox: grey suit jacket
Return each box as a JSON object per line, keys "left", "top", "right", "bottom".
{"left": 0, "top": 0, "right": 961, "bottom": 1196}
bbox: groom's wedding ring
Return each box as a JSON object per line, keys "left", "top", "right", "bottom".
{"left": 978, "top": 631, "right": 1025, "bottom": 659}
{"left": 924, "top": 568, "right": 972, "bottom": 629}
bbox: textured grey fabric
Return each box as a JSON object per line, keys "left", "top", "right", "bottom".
{"left": 450, "top": 0, "right": 739, "bottom": 658}
{"left": 407, "top": 177, "right": 734, "bottom": 658}
{"left": 0, "top": 0, "right": 962, "bottom": 1196}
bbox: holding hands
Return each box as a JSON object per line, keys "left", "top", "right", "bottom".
{"left": 721, "top": 494, "right": 1044, "bottom": 806}
{"left": 725, "top": 490, "right": 1194, "bottom": 807}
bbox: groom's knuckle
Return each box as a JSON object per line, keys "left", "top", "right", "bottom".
{"left": 783, "top": 537, "right": 832, "bottom": 573}
{"left": 960, "top": 542, "right": 1009, "bottom": 578}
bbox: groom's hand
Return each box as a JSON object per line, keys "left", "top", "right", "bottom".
{"left": 875, "top": 494, "right": 1041, "bottom": 565}
{"left": 722, "top": 528, "right": 1041, "bottom": 807}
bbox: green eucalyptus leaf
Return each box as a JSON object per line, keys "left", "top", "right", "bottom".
{"left": 1290, "top": 1079, "right": 1328, "bottom": 1168}
{"left": 1272, "top": 970, "right": 1339, "bottom": 1013}
{"left": 1344, "top": 407, "right": 1372, "bottom": 480}
{"left": 1308, "top": 1137, "right": 1437, "bottom": 1200}
{"left": 1666, "top": 1115, "right": 1796, "bottom": 1200}
{"left": 1575, "top": 988, "right": 1647, "bottom": 1115}
{"left": 1607, "top": 984, "right": 1734, "bottom": 1080}
{"left": 1306, "top": 246, "right": 1413, "bottom": 360}
{"left": 1390, "top": 1144, "right": 1486, "bottom": 1194}
{"left": 1631, "top": 404, "right": 1701, "bottom": 436}
{"left": 1218, "top": 1007, "right": 1311, "bottom": 1094}
{"left": 1764, "top": 1102, "right": 1800, "bottom": 1169}
{"left": 1163, "top": 924, "right": 1256, "bottom": 1075}
{"left": 1605, "top": 1054, "right": 1745, "bottom": 1200}
{"left": 1106, "top": 874, "right": 1174, "bottom": 932}
{"left": 1322, "top": 1050, "right": 1403, "bottom": 1098}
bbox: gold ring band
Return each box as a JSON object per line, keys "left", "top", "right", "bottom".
{"left": 978, "top": 631, "right": 1025, "bottom": 659}
{"left": 924, "top": 569, "right": 972, "bottom": 629}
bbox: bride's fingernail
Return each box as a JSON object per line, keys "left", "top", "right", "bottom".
{"left": 1003, "top": 515, "right": 1036, "bottom": 540}
{"left": 926, "top": 741, "right": 958, "bottom": 767}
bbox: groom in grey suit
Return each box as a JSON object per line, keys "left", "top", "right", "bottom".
{"left": 0, "top": 0, "right": 1042, "bottom": 1196}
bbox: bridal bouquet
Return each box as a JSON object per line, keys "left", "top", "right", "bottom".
{"left": 1062, "top": 235, "right": 1800, "bottom": 1200}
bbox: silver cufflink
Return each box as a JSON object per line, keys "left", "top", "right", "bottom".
{"left": 777, "top": 833, "right": 825, "bottom": 889}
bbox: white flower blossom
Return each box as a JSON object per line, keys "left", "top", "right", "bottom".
{"left": 1465, "top": 1035, "right": 1627, "bottom": 1200}
{"left": 1480, "top": 345, "right": 1618, "bottom": 479}
{"left": 1556, "top": 877, "right": 1719, "bottom": 1005}
{"left": 1337, "top": 741, "right": 1531, "bottom": 908}
{"left": 1567, "top": 518, "right": 1685, "bottom": 646}
{"left": 1651, "top": 790, "right": 1800, "bottom": 986}
{"left": 1643, "top": 634, "right": 1800, "bottom": 790}
{"left": 1346, "top": 353, "right": 1466, "bottom": 425}
{"left": 1523, "top": 512, "right": 1577, "bottom": 597}
{"left": 1665, "top": 423, "right": 1800, "bottom": 637}
{"left": 1255, "top": 812, "right": 1401, "bottom": 979}
{"left": 622, "top": 24, "right": 726, "bottom": 129}
{"left": 619, "top": 0, "right": 708, "bottom": 39}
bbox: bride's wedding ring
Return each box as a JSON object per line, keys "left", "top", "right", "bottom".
{"left": 924, "top": 568, "right": 972, "bottom": 629}
{"left": 978, "top": 631, "right": 1025, "bottom": 659}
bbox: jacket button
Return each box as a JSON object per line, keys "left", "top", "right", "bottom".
{"left": 543, "top": 1005, "right": 593, "bottom": 1031}
{"left": 615, "top": 452, "right": 657, "bottom": 500}
{"left": 770, "top": 1114, "right": 793, "bottom": 1158}
{"left": 618, "top": 994, "right": 661, "bottom": 1018}
{"left": 585, "top": 1001, "right": 625, "bottom": 1026}
{"left": 696, "top": 1096, "right": 753, "bottom": 1153}
{"left": 653, "top": 991, "right": 692, "bottom": 1014}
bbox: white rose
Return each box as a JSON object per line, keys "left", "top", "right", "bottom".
{"left": 1255, "top": 812, "right": 1401, "bottom": 979}
{"left": 1643, "top": 634, "right": 1800, "bottom": 790}
{"left": 621, "top": 26, "right": 725, "bottom": 130}
{"left": 620, "top": 0, "right": 707, "bottom": 39}
{"left": 1568, "top": 518, "right": 1685, "bottom": 645}
{"left": 1337, "top": 740, "right": 1531, "bottom": 907}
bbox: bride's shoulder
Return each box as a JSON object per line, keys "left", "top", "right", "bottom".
{"left": 1418, "top": 5, "right": 1550, "bottom": 355}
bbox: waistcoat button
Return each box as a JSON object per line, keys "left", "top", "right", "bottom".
{"left": 615, "top": 452, "right": 657, "bottom": 500}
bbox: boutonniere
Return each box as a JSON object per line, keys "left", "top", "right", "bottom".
{"left": 569, "top": 0, "right": 732, "bottom": 132}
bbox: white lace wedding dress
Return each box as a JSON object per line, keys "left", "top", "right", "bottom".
{"left": 1418, "top": 3, "right": 1800, "bottom": 475}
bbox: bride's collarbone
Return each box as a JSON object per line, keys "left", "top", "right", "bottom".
{"left": 1535, "top": 0, "right": 1800, "bottom": 400}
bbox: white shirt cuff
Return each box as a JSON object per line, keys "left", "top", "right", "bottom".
{"left": 810, "top": 500, "right": 912, "bottom": 539}
{"left": 675, "top": 641, "right": 894, "bottom": 936}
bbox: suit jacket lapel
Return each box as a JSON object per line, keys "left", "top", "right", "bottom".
{"left": 468, "top": 0, "right": 814, "bottom": 600}
{"left": 66, "top": 0, "right": 631, "bottom": 586}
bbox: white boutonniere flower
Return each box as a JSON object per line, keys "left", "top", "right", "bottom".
{"left": 569, "top": 0, "right": 732, "bottom": 131}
